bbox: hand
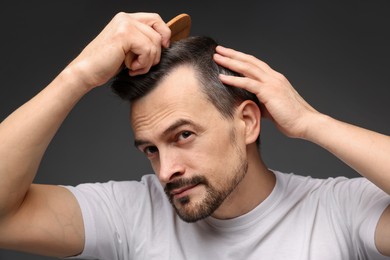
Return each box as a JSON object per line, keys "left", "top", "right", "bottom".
{"left": 66, "top": 12, "right": 171, "bottom": 90}
{"left": 213, "top": 45, "right": 320, "bottom": 139}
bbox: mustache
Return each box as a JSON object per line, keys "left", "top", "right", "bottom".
{"left": 164, "top": 175, "right": 208, "bottom": 195}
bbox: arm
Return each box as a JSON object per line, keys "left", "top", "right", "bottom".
{"left": 0, "top": 12, "right": 170, "bottom": 257}
{"left": 213, "top": 45, "right": 390, "bottom": 256}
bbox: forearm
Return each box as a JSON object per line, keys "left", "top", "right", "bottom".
{"left": 304, "top": 113, "right": 390, "bottom": 194}
{"left": 0, "top": 66, "right": 90, "bottom": 217}
{"left": 214, "top": 46, "right": 390, "bottom": 194}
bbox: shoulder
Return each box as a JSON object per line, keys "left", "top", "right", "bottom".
{"left": 272, "top": 170, "right": 328, "bottom": 193}
{"left": 274, "top": 170, "right": 389, "bottom": 211}
{"left": 64, "top": 174, "right": 165, "bottom": 210}
{"left": 67, "top": 174, "right": 161, "bottom": 191}
{"left": 274, "top": 169, "right": 374, "bottom": 191}
{"left": 273, "top": 170, "right": 388, "bottom": 203}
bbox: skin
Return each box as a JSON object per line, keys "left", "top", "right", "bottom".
{"left": 131, "top": 65, "right": 275, "bottom": 221}
{"left": 0, "top": 11, "right": 389, "bottom": 258}
{"left": 0, "top": 12, "right": 171, "bottom": 257}
{"left": 213, "top": 46, "right": 390, "bottom": 255}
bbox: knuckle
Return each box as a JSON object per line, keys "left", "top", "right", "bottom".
{"left": 153, "top": 57, "right": 161, "bottom": 65}
{"left": 275, "top": 72, "right": 286, "bottom": 80}
{"left": 150, "top": 33, "right": 162, "bottom": 46}
{"left": 150, "top": 13, "right": 162, "bottom": 20}
{"left": 113, "top": 24, "right": 129, "bottom": 39}
{"left": 247, "top": 54, "right": 256, "bottom": 61}
{"left": 145, "top": 46, "right": 153, "bottom": 57}
{"left": 240, "top": 77, "right": 251, "bottom": 85}
{"left": 113, "top": 12, "right": 127, "bottom": 21}
{"left": 246, "top": 54, "right": 259, "bottom": 65}
{"left": 273, "top": 77, "right": 285, "bottom": 89}
{"left": 110, "top": 18, "right": 131, "bottom": 36}
{"left": 238, "top": 62, "right": 251, "bottom": 72}
{"left": 151, "top": 46, "right": 158, "bottom": 56}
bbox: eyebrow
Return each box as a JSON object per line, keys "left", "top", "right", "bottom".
{"left": 134, "top": 119, "right": 198, "bottom": 149}
{"left": 162, "top": 119, "right": 197, "bottom": 137}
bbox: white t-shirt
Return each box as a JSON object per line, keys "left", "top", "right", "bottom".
{"left": 65, "top": 171, "right": 390, "bottom": 260}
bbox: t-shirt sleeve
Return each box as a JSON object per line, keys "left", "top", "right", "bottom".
{"left": 62, "top": 180, "right": 148, "bottom": 260}
{"left": 334, "top": 178, "right": 390, "bottom": 259}
{"left": 63, "top": 182, "right": 126, "bottom": 260}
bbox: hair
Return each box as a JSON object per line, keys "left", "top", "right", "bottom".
{"left": 111, "top": 36, "right": 261, "bottom": 142}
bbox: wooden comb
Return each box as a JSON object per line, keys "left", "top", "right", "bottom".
{"left": 167, "top": 13, "right": 191, "bottom": 43}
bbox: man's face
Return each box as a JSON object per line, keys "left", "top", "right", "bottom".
{"left": 131, "top": 65, "right": 248, "bottom": 222}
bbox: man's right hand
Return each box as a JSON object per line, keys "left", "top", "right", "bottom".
{"left": 0, "top": 12, "right": 171, "bottom": 258}
{"left": 67, "top": 12, "right": 171, "bottom": 90}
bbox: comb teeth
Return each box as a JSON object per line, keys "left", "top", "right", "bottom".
{"left": 167, "top": 13, "right": 191, "bottom": 43}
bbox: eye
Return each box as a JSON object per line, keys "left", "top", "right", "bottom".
{"left": 143, "top": 146, "right": 158, "bottom": 157}
{"left": 178, "top": 131, "right": 193, "bottom": 141}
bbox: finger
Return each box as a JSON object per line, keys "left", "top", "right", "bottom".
{"left": 219, "top": 74, "right": 274, "bottom": 121}
{"left": 121, "top": 27, "right": 160, "bottom": 73}
{"left": 122, "top": 33, "right": 154, "bottom": 72}
{"left": 130, "top": 13, "right": 171, "bottom": 48}
{"left": 124, "top": 52, "right": 154, "bottom": 76}
{"left": 215, "top": 45, "right": 276, "bottom": 75}
{"left": 114, "top": 14, "right": 165, "bottom": 71}
{"left": 124, "top": 51, "right": 151, "bottom": 76}
{"left": 124, "top": 52, "right": 136, "bottom": 71}
{"left": 214, "top": 53, "right": 271, "bottom": 82}
{"left": 129, "top": 67, "right": 150, "bottom": 76}
{"left": 131, "top": 48, "right": 156, "bottom": 72}
{"left": 219, "top": 74, "right": 273, "bottom": 120}
{"left": 131, "top": 23, "right": 163, "bottom": 66}
{"left": 218, "top": 74, "right": 264, "bottom": 98}
{"left": 152, "top": 20, "right": 171, "bottom": 48}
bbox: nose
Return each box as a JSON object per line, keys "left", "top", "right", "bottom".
{"left": 157, "top": 149, "right": 185, "bottom": 185}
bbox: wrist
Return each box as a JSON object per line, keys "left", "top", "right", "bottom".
{"left": 59, "top": 62, "right": 97, "bottom": 95}
{"left": 301, "top": 112, "right": 333, "bottom": 143}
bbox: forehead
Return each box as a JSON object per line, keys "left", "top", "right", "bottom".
{"left": 130, "top": 65, "right": 220, "bottom": 136}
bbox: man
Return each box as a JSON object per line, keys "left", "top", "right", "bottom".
{"left": 0, "top": 12, "right": 389, "bottom": 259}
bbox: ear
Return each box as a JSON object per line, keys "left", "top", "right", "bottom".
{"left": 236, "top": 100, "right": 261, "bottom": 145}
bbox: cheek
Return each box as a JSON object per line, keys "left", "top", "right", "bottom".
{"left": 185, "top": 138, "right": 239, "bottom": 173}
{"left": 148, "top": 158, "right": 161, "bottom": 175}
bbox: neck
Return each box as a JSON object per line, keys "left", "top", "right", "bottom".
{"left": 211, "top": 144, "right": 275, "bottom": 220}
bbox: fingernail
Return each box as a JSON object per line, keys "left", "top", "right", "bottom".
{"left": 219, "top": 73, "right": 227, "bottom": 79}
{"left": 213, "top": 53, "right": 223, "bottom": 60}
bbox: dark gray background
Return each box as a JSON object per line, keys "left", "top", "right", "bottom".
{"left": 0, "top": 1, "right": 389, "bottom": 259}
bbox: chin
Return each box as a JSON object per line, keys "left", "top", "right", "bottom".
{"left": 173, "top": 194, "right": 221, "bottom": 223}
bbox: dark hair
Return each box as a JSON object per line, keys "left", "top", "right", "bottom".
{"left": 111, "top": 36, "right": 261, "bottom": 142}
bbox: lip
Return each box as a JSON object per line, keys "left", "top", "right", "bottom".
{"left": 171, "top": 184, "right": 199, "bottom": 198}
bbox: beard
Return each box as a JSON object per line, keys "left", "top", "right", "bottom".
{"left": 164, "top": 148, "right": 248, "bottom": 223}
